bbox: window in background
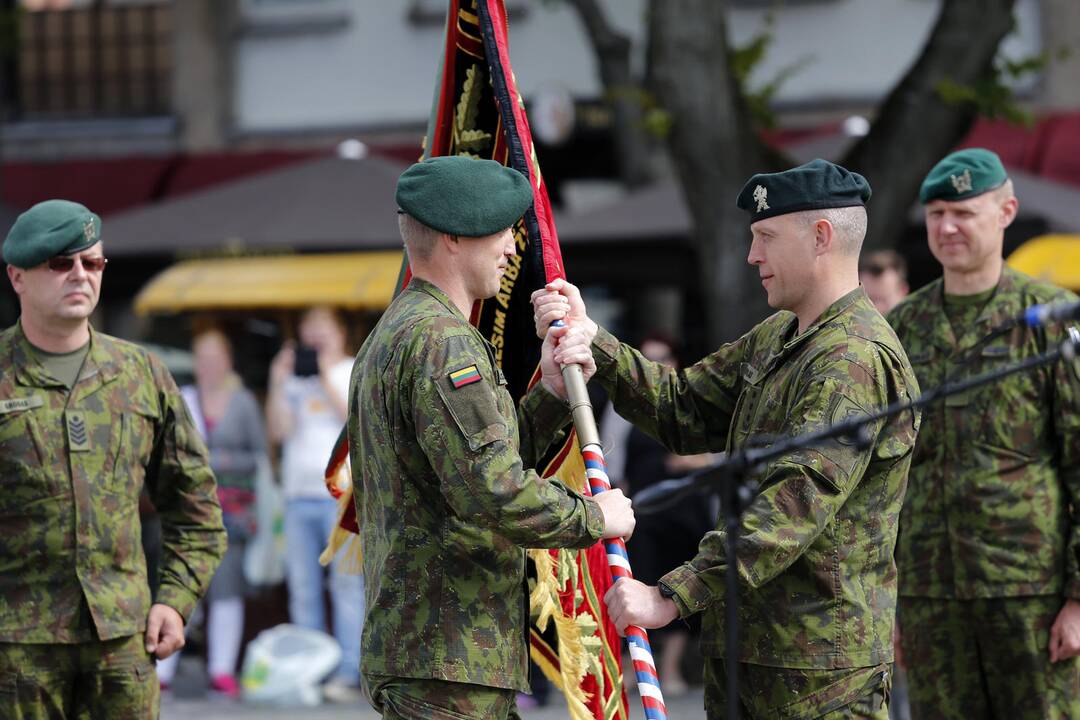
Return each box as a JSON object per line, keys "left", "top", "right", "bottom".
{"left": 13, "top": 0, "right": 171, "bottom": 120}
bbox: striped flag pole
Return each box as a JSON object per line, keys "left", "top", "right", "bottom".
{"left": 558, "top": 355, "right": 669, "bottom": 720}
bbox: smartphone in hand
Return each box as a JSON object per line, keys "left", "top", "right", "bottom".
{"left": 293, "top": 345, "right": 320, "bottom": 377}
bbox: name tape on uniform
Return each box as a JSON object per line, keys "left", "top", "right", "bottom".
{"left": 0, "top": 396, "right": 44, "bottom": 414}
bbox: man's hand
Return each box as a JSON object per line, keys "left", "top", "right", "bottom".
{"left": 603, "top": 578, "right": 679, "bottom": 635}
{"left": 145, "top": 603, "right": 186, "bottom": 660}
{"left": 540, "top": 323, "right": 597, "bottom": 399}
{"left": 594, "top": 488, "right": 635, "bottom": 542}
{"left": 1049, "top": 598, "right": 1080, "bottom": 663}
{"left": 531, "top": 279, "right": 595, "bottom": 340}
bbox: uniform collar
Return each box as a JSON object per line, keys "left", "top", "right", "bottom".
{"left": 782, "top": 286, "right": 866, "bottom": 351}
{"left": 924, "top": 265, "right": 1023, "bottom": 351}
{"left": 405, "top": 277, "right": 501, "bottom": 361}
{"left": 753, "top": 287, "right": 867, "bottom": 378}
{"left": 11, "top": 322, "right": 122, "bottom": 393}
{"left": 407, "top": 277, "right": 470, "bottom": 324}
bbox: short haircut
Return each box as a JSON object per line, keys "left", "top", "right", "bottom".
{"left": 398, "top": 212, "right": 442, "bottom": 263}
{"left": 798, "top": 206, "right": 867, "bottom": 256}
{"left": 860, "top": 249, "right": 908, "bottom": 282}
{"left": 994, "top": 178, "right": 1016, "bottom": 202}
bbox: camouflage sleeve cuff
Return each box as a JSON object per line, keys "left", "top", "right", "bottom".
{"left": 659, "top": 563, "right": 715, "bottom": 619}
{"left": 1065, "top": 577, "right": 1080, "bottom": 601}
{"left": 583, "top": 496, "right": 606, "bottom": 542}
{"left": 592, "top": 326, "right": 620, "bottom": 378}
{"left": 153, "top": 583, "right": 199, "bottom": 623}
{"left": 522, "top": 380, "right": 571, "bottom": 436}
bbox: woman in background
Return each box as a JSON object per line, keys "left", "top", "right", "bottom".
{"left": 158, "top": 327, "right": 269, "bottom": 698}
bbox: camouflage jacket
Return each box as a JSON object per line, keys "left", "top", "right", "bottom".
{"left": 349, "top": 278, "right": 604, "bottom": 692}
{"left": 593, "top": 288, "right": 920, "bottom": 669}
{"left": 888, "top": 267, "right": 1080, "bottom": 600}
{"left": 0, "top": 323, "right": 225, "bottom": 643}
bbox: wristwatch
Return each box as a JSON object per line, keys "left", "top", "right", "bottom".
{"left": 657, "top": 581, "right": 677, "bottom": 600}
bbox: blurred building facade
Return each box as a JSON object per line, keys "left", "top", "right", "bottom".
{"left": 1, "top": 0, "right": 1078, "bottom": 349}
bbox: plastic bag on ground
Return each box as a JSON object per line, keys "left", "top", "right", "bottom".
{"left": 241, "top": 624, "right": 343, "bottom": 707}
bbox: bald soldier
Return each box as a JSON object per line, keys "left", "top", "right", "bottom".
{"left": 0, "top": 200, "right": 225, "bottom": 717}
{"left": 535, "top": 160, "right": 921, "bottom": 719}
{"left": 888, "top": 148, "right": 1080, "bottom": 719}
{"left": 349, "top": 156, "right": 635, "bottom": 719}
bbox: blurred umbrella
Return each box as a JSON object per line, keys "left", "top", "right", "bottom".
{"left": 103, "top": 154, "right": 408, "bottom": 257}
{"left": 134, "top": 251, "right": 404, "bottom": 315}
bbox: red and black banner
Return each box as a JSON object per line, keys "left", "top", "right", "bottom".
{"left": 427, "top": 3, "right": 627, "bottom": 717}
{"left": 326, "top": 3, "right": 628, "bottom": 717}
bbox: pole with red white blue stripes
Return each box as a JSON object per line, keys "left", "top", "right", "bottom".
{"left": 558, "top": 356, "right": 669, "bottom": 720}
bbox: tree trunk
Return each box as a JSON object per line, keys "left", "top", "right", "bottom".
{"left": 843, "top": 0, "right": 1017, "bottom": 251}
{"left": 647, "top": 0, "right": 776, "bottom": 344}
{"left": 564, "top": 0, "right": 653, "bottom": 187}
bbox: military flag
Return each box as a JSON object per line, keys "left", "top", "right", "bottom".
{"left": 322, "top": 2, "right": 629, "bottom": 717}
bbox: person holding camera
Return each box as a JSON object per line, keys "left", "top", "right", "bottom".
{"left": 267, "top": 305, "right": 363, "bottom": 703}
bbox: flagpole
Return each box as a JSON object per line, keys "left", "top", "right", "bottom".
{"left": 558, "top": 353, "right": 669, "bottom": 720}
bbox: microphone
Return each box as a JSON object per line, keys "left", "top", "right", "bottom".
{"left": 1023, "top": 300, "right": 1080, "bottom": 328}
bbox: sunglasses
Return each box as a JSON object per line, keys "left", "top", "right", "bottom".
{"left": 46, "top": 255, "right": 108, "bottom": 273}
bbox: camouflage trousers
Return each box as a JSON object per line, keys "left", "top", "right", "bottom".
{"left": 0, "top": 634, "right": 159, "bottom": 720}
{"left": 363, "top": 673, "right": 522, "bottom": 719}
{"left": 899, "top": 596, "right": 1080, "bottom": 720}
{"left": 702, "top": 658, "right": 891, "bottom": 719}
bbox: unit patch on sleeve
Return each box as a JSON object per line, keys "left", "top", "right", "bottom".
{"left": 449, "top": 364, "right": 482, "bottom": 389}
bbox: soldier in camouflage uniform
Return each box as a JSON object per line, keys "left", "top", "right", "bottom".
{"left": 536, "top": 160, "right": 922, "bottom": 719}
{"left": 350, "top": 156, "right": 636, "bottom": 719}
{"left": 887, "top": 148, "right": 1080, "bottom": 719}
{"left": 0, "top": 200, "right": 226, "bottom": 718}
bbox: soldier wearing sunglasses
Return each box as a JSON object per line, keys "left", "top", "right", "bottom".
{"left": 0, "top": 199, "right": 226, "bottom": 717}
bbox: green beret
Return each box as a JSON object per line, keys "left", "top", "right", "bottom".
{"left": 919, "top": 148, "right": 1007, "bottom": 204}
{"left": 396, "top": 156, "right": 532, "bottom": 237}
{"left": 3, "top": 199, "right": 101, "bottom": 269}
{"left": 736, "top": 159, "right": 871, "bottom": 223}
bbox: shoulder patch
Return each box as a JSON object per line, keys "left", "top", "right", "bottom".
{"left": 830, "top": 394, "right": 868, "bottom": 446}
{"left": 449, "top": 364, "right": 482, "bottom": 389}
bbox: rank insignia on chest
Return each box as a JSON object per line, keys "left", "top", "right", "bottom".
{"left": 66, "top": 410, "right": 90, "bottom": 452}
{"left": 449, "top": 365, "right": 482, "bottom": 389}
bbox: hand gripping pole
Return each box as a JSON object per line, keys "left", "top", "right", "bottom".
{"left": 559, "top": 355, "right": 669, "bottom": 720}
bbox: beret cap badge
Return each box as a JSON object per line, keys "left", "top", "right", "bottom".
{"left": 950, "top": 169, "right": 973, "bottom": 195}
{"left": 753, "top": 185, "right": 770, "bottom": 213}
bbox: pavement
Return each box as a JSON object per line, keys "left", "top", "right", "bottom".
{"left": 159, "top": 653, "right": 707, "bottom": 719}
{"left": 161, "top": 688, "right": 707, "bottom": 719}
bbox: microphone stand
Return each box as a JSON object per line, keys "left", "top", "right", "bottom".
{"left": 631, "top": 326, "right": 1080, "bottom": 720}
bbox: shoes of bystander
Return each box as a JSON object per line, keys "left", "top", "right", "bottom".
{"left": 209, "top": 673, "right": 241, "bottom": 699}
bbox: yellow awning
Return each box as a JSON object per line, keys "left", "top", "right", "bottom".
{"left": 134, "top": 251, "right": 405, "bottom": 315}
{"left": 1006, "top": 235, "right": 1080, "bottom": 291}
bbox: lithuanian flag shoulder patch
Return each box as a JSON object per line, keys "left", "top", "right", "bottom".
{"left": 449, "top": 364, "right": 482, "bottom": 389}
